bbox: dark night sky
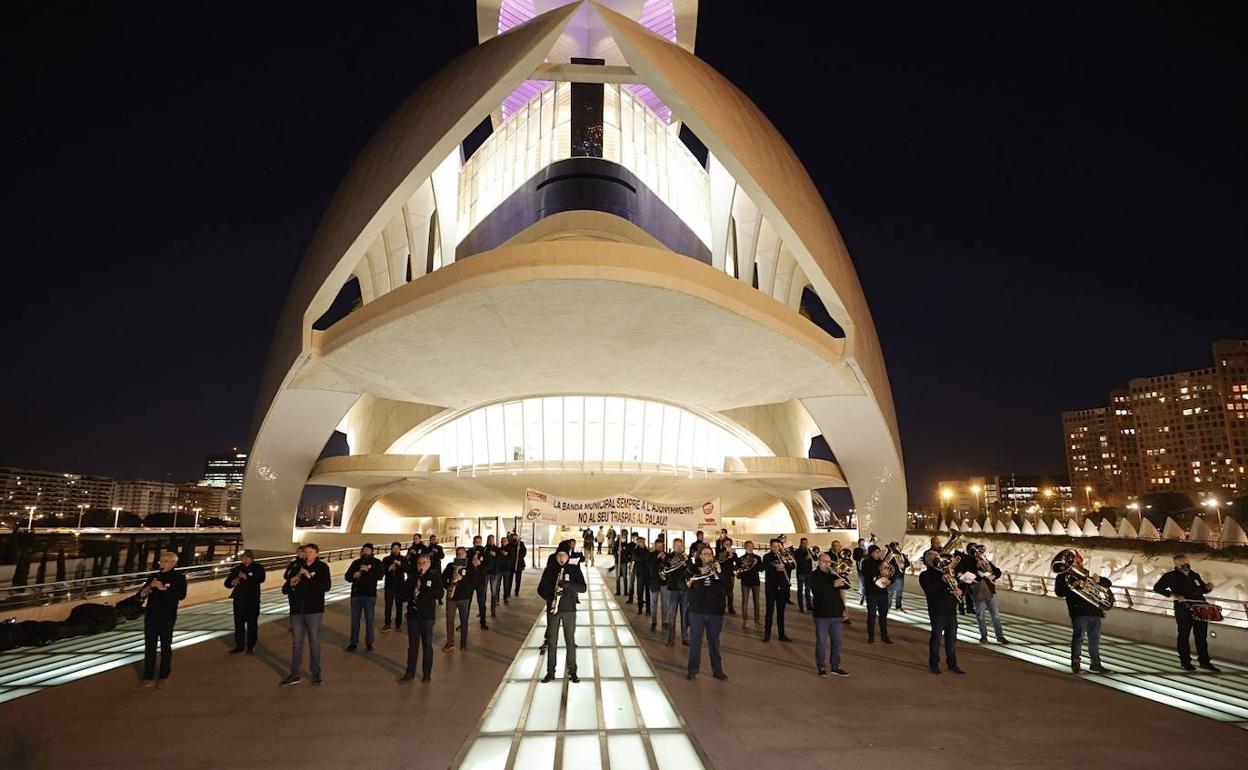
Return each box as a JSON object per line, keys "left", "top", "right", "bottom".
{"left": 3, "top": 3, "right": 1244, "bottom": 504}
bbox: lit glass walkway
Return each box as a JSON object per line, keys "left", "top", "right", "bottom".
{"left": 878, "top": 596, "right": 1248, "bottom": 730}
{"left": 455, "top": 567, "right": 708, "bottom": 770}
{"left": 0, "top": 583, "right": 352, "bottom": 704}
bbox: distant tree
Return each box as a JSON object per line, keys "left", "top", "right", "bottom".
{"left": 92, "top": 555, "right": 104, "bottom": 577}
{"left": 107, "top": 543, "right": 120, "bottom": 575}
{"left": 123, "top": 535, "right": 137, "bottom": 573}
{"left": 1141, "top": 492, "right": 1194, "bottom": 528}
{"left": 55, "top": 548, "right": 66, "bottom": 582}
{"left": 35, "top": 548, "right": 48, "bottom": 584}
{"left": 12, "top": 548, "right": 31, "bottom": 586}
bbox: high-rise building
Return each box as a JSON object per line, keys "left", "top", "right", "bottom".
{"left": 937, "top": 475, "right": 1072, "bottom": 518}
{"left": 176, "top": 483, "right": 229, "bottom": 520}
{"left": 0, "top": 466, "right": 114, "bottom": 521}
{"left": 204, "top": 449, "right": 247, "bottom": 520}
{"left": 1063, "top": 340, "right": 1248, "bottom": 502}
{"left": 111, "top": 479, "right": 178, "bottom": 518}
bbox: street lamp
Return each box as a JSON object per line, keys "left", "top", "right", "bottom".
{"left": 1083, "top": 485, "right": 1093, "bottom": 510}
{"left": 77, "top": 503, "right": 87, "bottom": 529}
{"left": 940, "top": 488, "right": 953, "bottom": 527}
{"left": 1202, "top": 497, "right": 1223, "bottom": 535}
{"left": 970, "top": 484, "right": 983, "bottom": 518}
{"left": 330, "top": 504, "right": 340, "bottom": 528}
{"left": 193, "top": 507, "right": 203, "bottom": 529}
{"left": 25, "top": 505, "right": 37, "bottom": 531}
{"left": 172, "top": 504, "right": 183, "bottom": 529}
{"left": 113, "top": 505, "right": 123, "bottom": 529}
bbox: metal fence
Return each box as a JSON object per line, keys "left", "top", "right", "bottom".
{"left": 0, "top": 547, "right": 358, "bottom": 611}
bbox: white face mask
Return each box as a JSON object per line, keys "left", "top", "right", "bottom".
{"left": 1178, "top": 564, "right": 1191, "bottom": 573}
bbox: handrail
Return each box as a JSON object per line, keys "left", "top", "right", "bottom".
{"left": 0, "top": 547, "right": 359, "bottom": 611}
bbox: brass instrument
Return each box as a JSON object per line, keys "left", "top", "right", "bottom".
{"left": 875, "top": 558, "right": 894, "bottom": 589}
{"left": 933, "top": 533, "right": 963, "bottom": 597}
{"left": 734, "top": 552, "right": 760, "bottom": 577}
{"left": 970, "top": 543, "right": 995, "bottom": 584}
{"left": 549, "top": 568, "right": 566, "bottom": 615}
{"left": 660, "top": 554, "right": 688, "bottom": 579}
{"left": 686, "top": 560, "right": 720, "bottom": 588}
{"left": 777, "top": 534, "right": 797, "bottom": 570}
{"left": 1050, "top": 549, "right": 1115, "bottom": 611}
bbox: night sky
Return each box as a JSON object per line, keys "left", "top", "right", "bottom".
{"left": 3, "top": 3, "right": 1244, "bottom": 505}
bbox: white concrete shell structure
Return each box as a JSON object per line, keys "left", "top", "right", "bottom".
{"left": 241, "top": 1, "right": 906, "bottom": 553}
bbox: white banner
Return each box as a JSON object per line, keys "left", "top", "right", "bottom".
{"left": 524, "top": 488, "right": 721, "bottom": 530}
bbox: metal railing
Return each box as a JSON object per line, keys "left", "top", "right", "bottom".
{"left": 0, "top": 547, "right": 358, "bottom": 612}
{"left": 894, "top": 564, "right": 1248, "bottom": 629}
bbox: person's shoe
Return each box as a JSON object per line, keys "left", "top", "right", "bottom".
{"left": 345, "top": 644, "right": 357, "bottom": 652}
{"left": 881, "top": 637, "right": 894, "bottom": 645}
{"left": 681, "top": 639, "right": 689, "bottom": 647}
{"left": 1088, "top": 665, "right": 1110, "bottom": 674}
{"left": 1181, "top": 662, "right": 1197, "bottom": 671}
{"left": 650, "top": 624, "right": 657, "bottom": 632}
{"left": 867, "top": 637, "right": 875, "bottom": 644}
{"left": 504, "top": 599, "right": 509, "bottom": 605}
{"left": 1071, "top": 660, "right": 1082, "bottom": 674}
{"left": 481, "top": 622, "right": 489, "bottom": 630}
{"left": 569, "top": 672, "right": 580, "bottom": 684}
{"left": 843, "top": 618, "right": 853, "bottom": 627}
{"left": 929, "top": 667, "right": 941, "bottom": 675}
{"left": 491, "top": 608, "right": 496, "bottom": 618}
{"left": 367, "top": 645, "right": 375, "bottom": 652}
{"left": 778, "top": 636, "right": 792, "bottom": 643}
{"left": 998, "top": 638, "right": 1009, "bottom": 645}
{"left": 1199, "top": 661, "right": 1221, "bottom": 673}
{"left": 310, "top": 675, "right": 323, "bottom": 686}
{"left": 713, "top": 672, "right": 728, "bottom": 681}
{"left": 728, "top": 609, "right": 736, "bottom": 615}
{"left": 662, "top": 623, "right": 668, "bottom": 630}
{"left": 156, "top": 678, "right": 168, "bottom": 689}
{"left": 979, "top": 636, "right": 989, "bottom": 644}
{"left": 246, "top": 648, "right": 256, "bottom": 655}
{"left": 381, "top": 625, "right": 391, "bottom": 632}
{"left": 754, "top": 621, "right": 764, "bottom": 629}
{"left": 398, "top": 674, "right": 416, "bottom": 684}
{"left": 541, "top": 673, "right": 556, "bottom": 683}
{"left": 665, "top": 639, "right": 674, "bottom": 647}
{"left": 133, "top": 678, "right": 155, "bottom": 690}
{"left": 229, "top": 647, "right": 244, "bottom": 655}
{"left": 460, "top": 641, "right": 468, "bottom": 650}
{"left": 686, "top": 672, "right": 696, "bottom": 680}
{"left": 742, "top": 620, "right": 749, "bottom": 629}
{"left": 762, "top": 634, "right": 771, "bottom": 642}
{"left": 818, "top": 668, "right": 828, "bottom": 678}
{"left": 421, "top": 674, "right": 431, "bottom": 682}
{"left": 443, "top": 642, "right": 455, "bottom": 652}
{"left": 395, "top": 626, "right": 402, "bottom": 633}
{"left": 831, "top": 668, "right": 850, "bottom": 677}
{"left": 280, "top": 675, "right": 302, "bottom": 687}
{"left": 949, "top": 667, "right": 966, "bottom": 675}
{"left": 626, "top": 598, "right": 633, "bottom": 604}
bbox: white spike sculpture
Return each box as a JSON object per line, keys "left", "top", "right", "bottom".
{"left": 995, "top": 520, "right": 1009, "bottom": 534}
{"left": 1220, "top": 517, "right": 1248, "bottom": 546}
{"left": 1118, "top": 519, "right": 1138, "bottom": 539}
{"left": 1098, "top": 519, "right": 1117, "bottom": 538}
{"left": 1138, "top": 518, "right": 1161, "bottom": 540}
{"left": 1188, "top": 516, "right": 1214, "bottom": 546}
{"left": 1036, "top": 519, "right": 1051, "bottom": 536}
{"left": 1161, "top": 517, "right": 1186, "bottom": 541}
{"left": 1067, "top": 519, "right": 1083, "bottom": 538}
{"left": 1082, "top": 519, "right": 1099, "bottom": 537}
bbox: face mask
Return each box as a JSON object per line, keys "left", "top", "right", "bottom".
{"left": 1178, "top": 564, "right": 1191, "bottom": 573}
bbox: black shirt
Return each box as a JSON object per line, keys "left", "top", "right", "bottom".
{"left": 736, "top": 552, "right": 763, "bottom": 586}
{"left": 633, "top": 548, "right": 651, "bottom": 583}
{"left": 1153, "top": 568, "right": 1211, "bottom": 609}
{"left": 861, "top": 556, "right": 890, "bottom": 597}
{"left": 346, "top": 556, "right": 384, "bottom": 597}
{"left": 808, "top": 569, "right": 848, "bottom": 618}
{"left": 224, "top": 562, "right": 266, "bottom": 602}
{"left": 442, "top": 561, "right": 475, "bottom": 601}
{"left": 144, "top": 569, "right": 188, "bottom": 619}
{"left": 661, "top": 552, "right": 689, "bottom": 591}
{"left": 919, "top": 567, "right": 960, "bottom": 616}
{"left": 792, "top": 547, "right": 813, "bottom": 576}
{"left": 685, "top": 563, "right": 726, "bottom": 614}
{"left": 426, "top": 543, "right": 445, "bottom": 573}
{"left": 283, "top": 558, "right": 332, "bottom": 614}
{"left": 405, "top": 568, "right": 444, "bottom": 621}
{"left": 619, "top": 541, "right": 634, "bottom": 565}
{"left": 1054, "top": 571, "right": 1112, "bottom": 618}
{"left": 538, "top": 562, "right": 587, "bottom": 613}
{"left": 484, "top": 544, "right": 501, "bottom": 575}
{"left": 468, "top": 548, "right": 487, "bottom": 585}
{"left": 717, "top": 552, "right": 737, "bottom": 583}
{"left": 762, "top": 551, "right": 792, "bottom": 596}
{"left": 382, "top": 553, "right": 408, "bottom": 586}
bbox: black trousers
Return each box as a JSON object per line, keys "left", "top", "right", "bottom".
{"left": 866, "top": 593, "right": 890, "bottom": 640}
{"left": 474, "top": 583, "right": 488, "bottom": 621}
{"left": 764, "top": 590, "right": 787, "bottom": 636}
{"left": 514, "top": 569, "right": 524, "bottom": 595}
{"left": 232, "top": 598, "right": 260, "bottom": 651}
{"left": 636, "top": 583, "right": 650, "bottom": 613}
{"left": 405, "top": 618, "right": 435, "bottom": 678}
{"left": 143, "top": 613, "right": 176, "bottom": 679}
{"left": 1176, "top": 607, "right": 1211, "bottom": 665}
{"left": 384, "top": 583, "right": 405, "bottom": 628}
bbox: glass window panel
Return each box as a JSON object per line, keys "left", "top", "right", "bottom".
{"left": 524, "top": 398, "right": 544, "bottom": 462}
{"left": 480, "top": 682, "right": 528, "bottom": 733}
{"left": 634, "top": 680, "right": 679, "bottom": 728}
{"left": 642, "top": 401, "right": 662, "bottom": 465}
{"left": 543, "top": 397, "right": 563, "bottom": 462}
{"left": 604, "top": 398, "right": 624, "bottom": 463}
{"left": 596, "top": 647, "right": 624, "bottom": 677}
{"left": 676, "top": 411, "right": 694, "bottom": 470}
{"left": 504, "top": 401, "right": 524, "bottom": 462}
{"left": 692, "top": 418, "right": 709, "bottom": 470}
{"left": 565, "top": 685, "right": 600, "bottom": 732}
{"left": 650, "top": 734, "right": 703, "bottom": 770}
{"left": 601, "top": 683, "right": 638, "bottom": 729}
{"left": 514, "top": 736, "right": 556, "bottom": 770}
{"left": 470, "top": 409, "right": 489, "bottom": 467}
{"left": 564, "top": 396, "right": 584, "bottom": 463}
{"left": 659, "top": 405, "right": 679, "bottom": 468}
{"left": 563, "top": 731, "right": 601, "bottom": 769}
{"left": 622, "top": 647, "right": 652, "bottom": 678}
{"left": 486, "top": 403, "right": 506, "bottom": 465}
{"left": 460, "top": 737, "right": 514, "bottom": 770}
{"left": 623, "top": 399, "right": 644, "bottom": 465}
{"left": 455, "top": 418, "right": 474, "bottom": 469}
{"left": 525, "top": 684, "right": 563, "bottom": 731}
{"left": 584, "top": 396, "right": 604, "bottom": 462}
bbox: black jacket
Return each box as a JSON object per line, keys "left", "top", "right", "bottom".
{"left": 538, "top": 561, "right": 587, "bottom": 613}
{"left": 283, "top": 558, "right": 332, "bottom": 614}
{"left": 345, "top": 556, "right": 383, "bottom": 597}
{"left": 405, "top": 568, "right": 444, "bottom": 621}
{"left": 382, "top": 553, "right": 408, "bottom": 587}
{"left": 442, "top": 561, "right": 475, "bottom": 601}
{"left": 618, "top": 541, "right": 634, "bottom": 565}
{"left": 484, "top": 544, "right": 501, "bottom": 575}
{"left": 427, "top": 543, "right": 445, "bottom": 572}
{"left": 633, "top": 549, "right": 651, "bottom": 583}
{"left": 1054, "top": 571, "right": 1112, "bottom": 618}
{"left": 762, "top": 551, "right": 792, "bottom": 596}
{"left": 224, "top": 562, "right": 266, "bottom": 603}
{"left": 467, "top": 547, "right": 487, "bottom": 585}
{"left": 647, "top": 552, "right": 666, "bottom": 589}
{"left": 716, "top": 552, "right": 737, "bottom": 583}
{"left": 808, "top": 569, "right": 848, "bottom": 618}
{"left": 792, "top": 547, "right": 814, "bottom": 576}
{"left": 919, "top": 567, "right": 960, "bottom": 616}
{"left": 685, "top": 563, "right": 726, "bottom": 614}
{"left": 861, "top": 556, "right": 890, "bottom": 597}
{"left": 511, "top": 541, "right": 528, "bottom": 571}
{"left": 660, "top": 552, "right": 689, "bottom": 591}
{"left": 736, "top": 552, "right": 763, "bottom": 586}
{"left": 143, "top": 569, "right": 188, "bottom": 619}
{"left": 1153, "top": 568, "right": 1211, "bottom": 609}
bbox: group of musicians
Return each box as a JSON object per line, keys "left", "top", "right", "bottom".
{"left": 132, "top": 527, "right": 1226, "bottom": 690}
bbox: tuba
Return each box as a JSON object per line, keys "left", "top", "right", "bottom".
{"left": 1051, "top": 549, "right": 1115, "bottom": 611}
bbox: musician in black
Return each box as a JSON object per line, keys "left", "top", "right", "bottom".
{"left": 499, "top": 534, "right": 516, "bottom": 604}
{"left": 510, "top": 533, "right": 528, "bottom": 597}
{"left": 662, "top": 539, "right": 690, "bottom": 646}
{"left": 427, "top": 535, "right": 445, "bottom": 598}
{"left": 860, "top": 545, "right": 893, "bottom": 644}
{"left": 685, "top": 544, "right": 728, "bottom": 681}
{"left": 407, "top": 533, "right": 429, "bottom": 563}
{"left": 1054, "top": 550, "right": 1111, "bottom": 674}
{"left": 919, "top": 550, "right": 964, "bottom": 674}
{"left": 614, "top": 529, "right": 634, "bottom": 599}
{"left": 134, "top": 551, "right": 188, "bottom": 688}
{"left": 792, "top": 537, "right": 814, "bottom": 613}
{"left": 381, "top": 542, "right": 407, "bottom": 632}
{"left": 633, "top": 536, "right": 652, "bottom": 616}
{"left": 762, "top": 539, "right": 793, "bottom": 642}
{"left": 283, "top": 545, "right": 305, "bottom": 617}
{"left": 538, "top": 549, "right": 587, "bottom": 683}
{"left": 737, "top": 541, "right": 764, "bottom": 629}
{"left": 829, "top": 540, "right": 852, "bottom": 626}
{"left": 885, "top": 542, "right": 910, "bottom": 611}
{"left": 344, "top": 543, "right": 383, "bottom": 652}
{"left": 442, "top": 546, "right": 475, "bottom": 650}
{"left": 468, "top": 535, "right": 489, "bottom": 630}
{"left": 648, "top": 540, "right": 667, "bottom": 632}
{"left": 1153, "top": 554, "right": 1220, "bottom": 672}
{"left": 485, "top": 534, "right": 503, "bottom": 618}
{"left": 224, "top": 549, "right": 266, "bottom": 654}
{"left": 691, "top": 531, "right": 706, "bottom": 560}
{"left": 716, "top": 537, "right": 737, "bottom": 615}
{"left": 399, "top": 554, "right": 443, "bottom": 683}
{"left": 282, "top": 543, "right": 332, "bottom": 686}
{"left": 809, "top": 551, "right": 850, "bottom": 677}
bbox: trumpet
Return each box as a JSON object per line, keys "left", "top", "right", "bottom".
{"left": 875, "top": 559, "right": 894, "bottom": 589}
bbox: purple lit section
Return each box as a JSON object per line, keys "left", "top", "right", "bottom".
{"left": 496, "top": 0, "right": 677, "bottom": 122}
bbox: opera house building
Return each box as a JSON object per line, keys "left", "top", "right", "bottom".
{"left": 241, "top": 0, "right": 905, "bottom": 553}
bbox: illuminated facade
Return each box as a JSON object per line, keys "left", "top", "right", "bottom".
{"left": 242, "top": 1, "right": 906, "bottom": 552}
{"left": 1064, "top": 340, "right": 1248, "bottom": 502}
{"left": 0, "top": 466, "right": 114, "bottom": 521}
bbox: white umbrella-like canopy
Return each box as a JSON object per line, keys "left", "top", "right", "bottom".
{"left": 1220, "top": 516, "right": 1248, "bottom": 546}
{"left": 1161, "top": 517, "right": 1186, "bottom": 541}
{"left": 1188, "top": 516, "right": 1215, "bottom": 546}
{"left": 1118, "top": 518, "right": 1138, "bottom": 538}
{"left": 1036, "top": 519, "right": 1052, "bottom": 536}
{"left": 995, "top": 519, "right": 1009, "bottom": 534}
{"left": 1020, "top": 519, "right": 1035, "bottom": 536}
{"left": 1138, "top": 518, "right": 1161, "bottom": 540}
{"left": 1066, "top": 519, "right": 1083, "bottom": 538}
{"left": 1082, "top": 519, "right": 1099, "bottom": 537}
{"left": 1098, "top": 519, "right": 1117, "bottom": 538}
